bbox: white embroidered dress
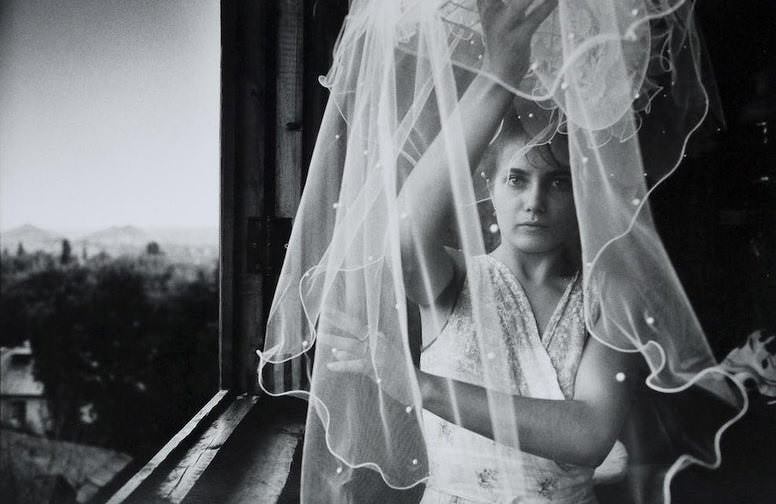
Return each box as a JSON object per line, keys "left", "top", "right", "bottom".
{"left": 420, "top": 255, "right": 596, "bottom": 504}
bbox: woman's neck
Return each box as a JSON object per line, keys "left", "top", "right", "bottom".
{"left": 491, "top": 244, "right": 576, "bottom": 286}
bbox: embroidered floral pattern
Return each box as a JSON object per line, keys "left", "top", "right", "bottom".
{"left": 538, "top": 475, "right": 559, "bottom": 500}
{"left": 438, "top": 420, "right": 453, "bottom": 442}
{"left": 420, "top": 255, "right": 595, "bottom": 504}
{"left": 476, "top": 467, "right": 499, "bottom": 490}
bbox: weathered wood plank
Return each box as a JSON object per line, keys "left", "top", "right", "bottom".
{"left": 201, "top": 423, "right": 303, "bottom": 504}
{"left": 245, "top": 424, "right": 304, "bottom": 503}
{"left": 105, "top": 391, "right": 231, "bottom": 504}
{"left": 180, "top": 398, "right": 307, "bottom": 504}
{"left": 275, "top": 0, "right": 304, "bottom": 219}
{"left": 156, "top": 396, "right": 257, "bottom": 503}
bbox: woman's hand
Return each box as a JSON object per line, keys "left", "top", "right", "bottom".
{"left": 318, "top": 309, "right": 413, "bottom": 402}
{"left": 478, "top": 0, "right": 557, "bottom": 88}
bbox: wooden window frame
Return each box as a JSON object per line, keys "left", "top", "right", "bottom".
{"left": 104, "top": 2, "right": 349, "bottom": 502}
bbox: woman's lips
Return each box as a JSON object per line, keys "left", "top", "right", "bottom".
{"left": 516, "top": 223, "right": 549, "bottom": 232}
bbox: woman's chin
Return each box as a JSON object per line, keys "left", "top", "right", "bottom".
{"left": 508, "top": 236, "right": 563, "bottom": 255}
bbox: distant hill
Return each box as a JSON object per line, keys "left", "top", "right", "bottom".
{"left": 145, "top": 227, "right": 218, "bottom": 246}
{"left": 76, "top": 225, "right": 218, "bottom": 264}
{"left": 0, "top": 224, "right": 64, "bottom": 254}
{"left": 1, "top": 225, "right": 218, "bottom": 264}
{"left": 80, "top": 225, "right": 150, "bottom": 246}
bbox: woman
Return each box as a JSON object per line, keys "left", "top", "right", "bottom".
{"left": 409, "top": 123, "right": 636, "bottom": 503}
{"left": 320, "top": 3, "right": 637, "bottom": 502}
{"left": 260, "top": 1, "right": 744, "bottom": 502}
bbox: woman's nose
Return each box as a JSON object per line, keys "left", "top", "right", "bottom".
{"left": 522, "top": 181, "right": 546, "bottom": 214}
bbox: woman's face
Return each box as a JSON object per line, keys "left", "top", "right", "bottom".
{"left": 490, "top": 140, "right": 578, "bottom": 255}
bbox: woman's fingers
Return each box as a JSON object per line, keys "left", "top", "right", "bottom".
{"left": 318, "top": 332, "right": 367, "bottom": 355}
{"left": 331, "top": 348, "right": 361, "bottom": 361}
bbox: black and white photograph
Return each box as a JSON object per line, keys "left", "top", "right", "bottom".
{"left": 1, "top": 1, "right": 774, "bottom": 503}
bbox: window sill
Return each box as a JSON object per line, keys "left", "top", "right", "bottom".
{"left": 105, "top": 391, "right": 305, "bottom": 504}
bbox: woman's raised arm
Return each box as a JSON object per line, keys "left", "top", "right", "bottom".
{"left": 397, "top": 0, "right": 557, "bottom": 306}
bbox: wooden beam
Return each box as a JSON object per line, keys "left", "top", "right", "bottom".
{"left": 275, "top": 0, "right": 304, "bottom": 219}
{"left": 270, "top": 0, "right": 305, "bottom": 391}
{"left": 218, "top": 0, "right": 238, "bottom": 391}
{"left": 220, "top": 0, "right": 275, "bottom": 394}
{"left": 237, "top": 0, "right": 276, "bottom": 396}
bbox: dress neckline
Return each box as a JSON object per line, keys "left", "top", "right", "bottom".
{"left": 484, "top": 254, "right": 580, "bottom": 344}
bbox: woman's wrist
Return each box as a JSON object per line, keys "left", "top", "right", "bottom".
{"left": 467, "top": 72, "right": 514, "bottom": 103}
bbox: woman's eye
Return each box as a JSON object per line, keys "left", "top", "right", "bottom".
{"left": 551, "top": 177, "right": 572, "bottom": 190}
{"left": 505, "top": 174, "right": 526, "bottom": 187}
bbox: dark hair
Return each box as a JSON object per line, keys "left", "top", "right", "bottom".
{"left": 479, "top": 114, "right": 567, "bottom": 188}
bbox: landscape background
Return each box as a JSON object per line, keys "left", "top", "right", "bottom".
{"left": 0, "top": 0, "right": 221, "bottom": 501}
{"left": 1, "top": 224, "right": 219, "bottom": 502}
{"left": 1, "top": 224, "right": 218, "bottom": 265}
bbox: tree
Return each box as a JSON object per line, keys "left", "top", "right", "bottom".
{"left": 10, "top": 258, "right": 219, "bottom": 456}
{"left": 16, "top": 243, "right": 25, "bottom": 256}
{"left": 145, "top": 241, "right": 162, "bottom": 255}
{"left": 60, "top": 239, "right": 72, "bottom": 265}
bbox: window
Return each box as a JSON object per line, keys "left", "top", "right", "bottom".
{"left": 0, "top": 1, "right": 220, "bottom": 501}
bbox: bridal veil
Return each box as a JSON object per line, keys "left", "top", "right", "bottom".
{"left": 257, "top": 1, "right": 746, "bottom": 502}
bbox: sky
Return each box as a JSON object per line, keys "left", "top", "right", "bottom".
{"left": 0, "top": 0, "right": 220, "bottom": 232}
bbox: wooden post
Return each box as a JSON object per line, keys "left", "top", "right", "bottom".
{"left": 275, "top": 0, "right": 304, "bottom": 220}
{"left": 221, "top": 0, "right": 348, "bottom": 395}
{"left": 273, "top": 0, "right": 305, "bottom": 391}
{"left": 218, "top": 0, "right": 238, "bottom": 391}
{"left": 220, "top": 0, "right": 274, "bottom": 393}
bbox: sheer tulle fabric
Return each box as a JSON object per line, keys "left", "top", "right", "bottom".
{"left": 257, "top": 1, "right": 746, "bottom": 502}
